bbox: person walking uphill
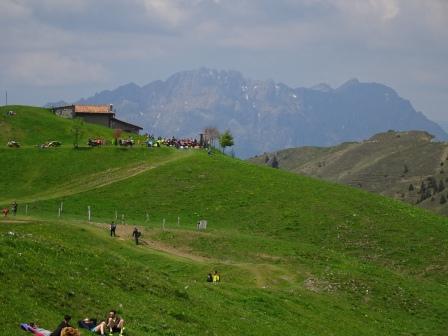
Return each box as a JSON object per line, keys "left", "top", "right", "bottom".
{"left": 132, "top": 227, "right": 141, "bottom": 245}
{"left": 110, "top": 221, "right": 117, "bottom": 237}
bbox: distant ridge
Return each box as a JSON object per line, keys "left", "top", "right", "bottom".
{"left": 58, "top": 68, "right": 447, "bottom": 157}
{"left": 249, "top": 130, "right": 448, "bottom": 215}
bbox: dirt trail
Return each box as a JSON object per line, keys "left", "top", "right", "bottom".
{"left": 95, "top": 223, "right": 293, "bottom": 289}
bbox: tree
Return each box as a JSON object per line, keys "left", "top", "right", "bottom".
{"left": 219, "top": 130, "right": 234, "bottom": 153}
{"left": 408, "top": 184, "right": 414, "bottom": 191}
{"left": 71, "top": 118, "right": 84, "bottom": 149}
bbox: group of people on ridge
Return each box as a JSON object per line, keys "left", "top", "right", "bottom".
{"left": 21, "top": 311, "right": 125, "bottom": 336}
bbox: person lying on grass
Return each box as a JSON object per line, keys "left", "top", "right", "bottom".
{"left": 21, "top": 315, "right": 72, "bottom": 336}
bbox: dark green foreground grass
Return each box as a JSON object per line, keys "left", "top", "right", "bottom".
{"left": 2, "top": 218, "right": 446, "bottom": 336}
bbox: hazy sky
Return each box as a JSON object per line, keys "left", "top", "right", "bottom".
{"left": 0, "top": 0, "right": 447, "bottom": 121}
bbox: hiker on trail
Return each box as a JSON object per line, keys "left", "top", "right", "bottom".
{"left": 110, "top": 221, "right": 117, "bottom": 237}
{"left": 212, "top": 270, "right": 220, "bottom": 283}
{"left": 12, "top": 201, "right": 18, "bottom": 215}
{"left": 132, "top": 227, "right": 141, "bottom": 245}
{"left": 3, "top": 207, "right": 9, "bottom": 217}
{"left": 106, "top": 310, "right": 125, "bottom": 335}
{"left": 50, "top": 315, "right": 72, "bottom": 336}
{"left": 207, "top": 273, "right": 213, "bottom": 282}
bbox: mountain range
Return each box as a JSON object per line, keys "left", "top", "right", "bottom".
{"left": 51, "top": 68, "right": 447, "bottom": 158}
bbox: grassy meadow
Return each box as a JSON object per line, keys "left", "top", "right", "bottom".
{"left": 1, "top": 106, "right": 448, "bottom": 335}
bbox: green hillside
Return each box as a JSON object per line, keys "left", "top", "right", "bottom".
{"left": 249, "top": 130, "right": 448, "bottom": 215}
{"left": 1, "top": 109, "right": 448, "bottom": 335}
{"left": 0, "top": 105, "right": 121, "bottom": 146}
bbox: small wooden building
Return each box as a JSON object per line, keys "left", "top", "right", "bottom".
{"left": 53, "top": 104, "right": 143, "bottom": 134}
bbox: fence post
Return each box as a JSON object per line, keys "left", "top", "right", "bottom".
{"left": 162, "top": 218, "right": 165, "bottom": 231}
{"left": 60, "top": 202, "right": 64, "bottom": 213}
{"left": 88, "top": 206, "right": 91, "bottom": 222}
{"left": 25, "top": 204, "right": 28, "bottom": 216}
{"left": 177, "top": 216, "right": 180, "bottom": 226}
{"left": 58, "top": 207, "right": 61, "bottom": 218}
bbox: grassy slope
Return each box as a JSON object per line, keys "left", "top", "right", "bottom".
{"left": 0, "top": 147, "right": 188, "bottom": 204}
{"left": 1, "top": 149, "right": 447, "bottom": 335}
{"left": 1, "top": 109, "right": 448, "bottom": 335}
{"left": 0, "top": 105, "right": 121, "bottom": 146}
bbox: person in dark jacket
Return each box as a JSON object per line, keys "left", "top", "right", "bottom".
{"left": 132, "top": 227, "right": 141, "bottom": 245}
{"left": 110, "top": 221, "right": 117, "bottom": 237}
{"left": 50, "top": 315, "right": 72, "bottom": 336}
{"left": 12, "top": 201, "right": 18, "bottom": 215}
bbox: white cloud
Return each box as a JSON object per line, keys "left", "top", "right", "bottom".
{"left": 6, "top": 52, "right": 110, "bottom": 87}
{"left": 142, "top": 0, "right": 189, "bottom": 28}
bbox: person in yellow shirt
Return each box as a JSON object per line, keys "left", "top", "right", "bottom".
{"left": 212, "top": 270, "right": 220, "bottom": 283}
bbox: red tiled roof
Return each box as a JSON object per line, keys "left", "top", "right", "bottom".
{"left": 74, "top": 105, "right": 112, "bottom": 114}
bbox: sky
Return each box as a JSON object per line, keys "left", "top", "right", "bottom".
{"left": 0, "top": 0, "right": 447, "bottom": 122}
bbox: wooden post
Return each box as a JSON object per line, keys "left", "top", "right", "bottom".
{"left": 177, "top": 216, "right": 180, "bottom": 226}
{"left": 60, "top": 202, "right": 64, "bottom": 213}
{"left": 58, "top": 208, "right": 61, "bottom": 218}
{"left": 25, "top": 204, "right": 28, "bottom": 216}
{"left": 162, "top": 218, "right": 165, "bottom": 231}
{"left": 88, "top": 206, "right": 91, "bottom": 222}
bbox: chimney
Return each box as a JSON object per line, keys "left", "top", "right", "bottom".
{"left": 109, "top": 104, "right": 113, "bottom": 112}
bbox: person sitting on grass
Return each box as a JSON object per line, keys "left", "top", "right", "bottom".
{"left": 77, "top": 318, "right": 98, "bottom": 333}
{"left": 207, "top": 273, "right": 213, "bottom": 282}
{"left": 50, "top": 315, "right": 72, "bottom": 336}
{"left": 107, "top": 310, "right": 125, "bottom": 335}
{"left": 90, "top": 319, "right": 107, "bottom": 336}
{"left": 60, "top": 327, "right": 80, "bottom": 336}
{"left": 212, "top": 270, "right": 220, "bottom": 283}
